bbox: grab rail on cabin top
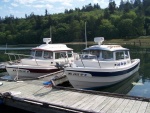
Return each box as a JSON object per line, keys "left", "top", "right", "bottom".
{"left": 4, "top": 52, "right": 39, "bottom": 66}
{"left": 79, "top": 54, "right": 101, "bottom": 68}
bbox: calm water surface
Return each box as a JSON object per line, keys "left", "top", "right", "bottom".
{"left": 0, "top": 44, "right": 150, "bottom": 112}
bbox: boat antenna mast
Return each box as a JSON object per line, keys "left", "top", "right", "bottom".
{"left": 85, "top": 22, "right": 87, "bottom": 48}
{"left": 50, "top": 26, "right": 52, "bottom": 44}
{"left": 5, "top": 43, "right": 7, "bottom": 54}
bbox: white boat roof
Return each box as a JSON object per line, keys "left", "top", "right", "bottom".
{"left": 32, "top": 44, "right": 73, "bottom": 51}
{"left": 84, "top": 44, "right": 129, "bottom": 51}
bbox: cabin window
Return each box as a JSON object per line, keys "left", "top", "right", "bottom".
{"left": 55, "top": 52, "right": 66, "bottom": 59}
{"left": 116, "top": 51, "right": 124, "bottom": 60}
{"left": 90, "top": 50, "right": 100, "bottom": 58}
{"left": 125, "top": 51, "right": 129, "bottom": 59}
{"left": 43, "top": 51, "right": 53, "bottom": 59}
{"left": 35, "top": 51, "right": 43, "bottom": 58}
{"left": 67, "top": 51, "right": 73, "bottom": 58}
{"left": 102, "top": 51, "right": 113, "bottom": 60}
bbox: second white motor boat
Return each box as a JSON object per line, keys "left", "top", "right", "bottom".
{"left": 65, "top": 37, "right": 140, "bottom": 89}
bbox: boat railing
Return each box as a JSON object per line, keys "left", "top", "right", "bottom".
{"left": 5, "top": 52, "right": 33, "bottom": 65}
{"left": 79, "top": 54, "right": 101, "bottom": 68}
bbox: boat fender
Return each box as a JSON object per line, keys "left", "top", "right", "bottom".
{"left": 43, "top": 81, "right": 53, "bottom": 87}
{"left": 0, "top": 82, "right": 3, "bottom": 86}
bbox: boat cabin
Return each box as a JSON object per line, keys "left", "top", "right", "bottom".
{"left": 82, "top": 45, "right": 130, "bottom": 61}
{"left": 21, "top": 38, "right": 75, "bottom": 66}
{"left": 75, "top": 37, "right": 132, "bottom": 68}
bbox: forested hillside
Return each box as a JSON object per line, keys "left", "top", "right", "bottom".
{"left": 0, "top": 0, "right": 150, "bottom": 44}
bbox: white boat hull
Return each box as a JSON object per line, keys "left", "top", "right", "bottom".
{"left": 6, "top": 65, "right": 61, "bottom": 80}
{"left": 65, "top": 59, "right": 140, "bottom": 89}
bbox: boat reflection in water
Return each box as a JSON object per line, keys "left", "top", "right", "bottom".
{"left": 97, "top": 71, "right": 140, "bottom": 95}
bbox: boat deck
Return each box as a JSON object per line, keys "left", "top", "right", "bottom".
{"left": 0, "top": 78, "right": 150, "bottom": 113}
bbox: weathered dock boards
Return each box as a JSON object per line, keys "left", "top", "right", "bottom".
{"left": 0, "top": 79, "right": 150, "bottom": 113}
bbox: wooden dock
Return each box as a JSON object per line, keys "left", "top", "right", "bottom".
{"left": 0, "top": 78, "right": 150, "bottom": 113}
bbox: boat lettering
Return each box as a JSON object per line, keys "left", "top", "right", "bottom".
{"left": 115, "top": 62, "right": 126, "bottom": 66}
{"left": 68, "top": 72, "right": 92, "bottom": 77}
{"left": 13, "top": 69, "right": 30, "bottom": 73}
{"left": 107, "top": 45, "right": 121, "bottom": 49}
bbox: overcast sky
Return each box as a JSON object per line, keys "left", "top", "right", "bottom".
{"left": 0, "top": 0, "right": 121, "bottom": 18}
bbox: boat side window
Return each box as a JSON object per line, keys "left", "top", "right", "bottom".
{"left": 102, "top": 51, "right": 113, "bottom": 60}
{"left": 116, "top": 51, "right": 124, "bottom": 60}
{"left": 35, "top": 50, "right": 43, "bottom": 58}
{"left": 43, "top": 51, "right": 53, "bottom": 59}
{"left": 55, "top": 52, "right": 66, "bottom": 59}
{"left": 67, "top": 51, "right": 73, "bottom": 58}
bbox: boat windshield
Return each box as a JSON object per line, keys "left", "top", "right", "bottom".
{"left": 116, "top": 50, "right": 129, "bottom": 60}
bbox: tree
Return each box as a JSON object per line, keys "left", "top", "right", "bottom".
{"left": 119, "top": 0, "right": 125, "bottom": 10}
{"left": 117, "top": 19, "right": 135, "bottom": 37}
{"left": 124, "top": 2, "right": 132, "bottom": 13}
{"left": 109, "top": 1, "right": 116, "bottom": 14}
{"left": 98, "top": 19, "right": 118, "bottom": 39}
{"left": 104, "top": 9, "right": 110, "bottom": 19}
{"left": 121, "top": 11, "right": 137, "bottom": 20}
{"left": 45, "top": 9, "right": 48, "bottom": 16}
{"left": 133, "top": 16, "right": 145, "bottom": 36}
{"left": 134, "top": 0, "right": 142, "bottom": 8}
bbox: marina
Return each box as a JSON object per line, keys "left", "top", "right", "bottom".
{"left": 0, "top": 75, "right": 150, "bottom": 113}
{"left": 0, "top": 43, "right": 150, "bottom": 112}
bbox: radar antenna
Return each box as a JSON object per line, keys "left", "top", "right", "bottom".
{"left": 94, "top": 37, "right": 104, "bottom": 45}
{"left": 43, "top": 38, "right": 51, "bottom": 44}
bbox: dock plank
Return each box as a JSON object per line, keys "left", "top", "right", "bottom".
{"left": 106, "top": 98, "right": 124, "bottom": 113}
{"left": 60, "top": 92, "right": 89, "bottom": 106}
{"left": 70, "top": 93, "right": 93, "bottom": 108}
{"left": 100, "top": 97, "right": 119, "bottom": 113}
{"left": 122, "top": 99, "right": 135, "bottom": 113}
{"left": 81, "top": 95, "right": 105, "bottom": 111}
{"left": 87, "top": 95, "right": 107, "bottom": 111}
{"left": 137, "top": 101, "right": 148, "bottom": 113}
{"left": 94, "top": 97, "right": 114, "bottom": 112}
{"left": 145, "top": 103, "right": 150, "bottom": 113}
{"left": 129, "top": 100, "right": 142, "bottom": 113}
{"left": 114, "top": 99, "right": 129, "bottom": 113}
{"left": 77, "top": 94, "right": 101, "bottom": 110}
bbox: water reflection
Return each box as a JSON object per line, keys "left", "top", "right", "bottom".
{"left": 97, "top": 72, "right": 140, "bottom": 94}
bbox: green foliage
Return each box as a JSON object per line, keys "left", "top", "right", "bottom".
{"left": 0, "top": 1, "right": 149, "bottom": 44}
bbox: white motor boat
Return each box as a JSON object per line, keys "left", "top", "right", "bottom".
{"left": 5, "top": 38, "right": 78, "bottom": 80}
{"left": 65, "top": 37, "right": 140, "bottom": 89}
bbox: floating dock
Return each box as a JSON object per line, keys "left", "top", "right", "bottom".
{"left": 0, "top": 76, "right": 150, "bottom": 113}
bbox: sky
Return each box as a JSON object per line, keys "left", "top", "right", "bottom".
{"left": 0, "top": 0, "right": 121, "bottom": 18}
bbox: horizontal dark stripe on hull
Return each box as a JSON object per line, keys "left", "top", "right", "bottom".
{"left": 8, "top": 67, "right": 61, "bottom": 73}
{"left": 67, "top": 62, "right": 139, "bottom": 77}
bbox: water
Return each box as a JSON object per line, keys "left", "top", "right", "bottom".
{"left": 0, "top": 44, "right": 150, "bottom": 112}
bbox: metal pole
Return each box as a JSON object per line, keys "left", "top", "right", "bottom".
{"left": 85, "top": 22, "right": 87, "bottom": 49}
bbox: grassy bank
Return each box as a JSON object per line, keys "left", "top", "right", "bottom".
{"left": 66, "top": 36, "right": 150, "bottom": 48}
